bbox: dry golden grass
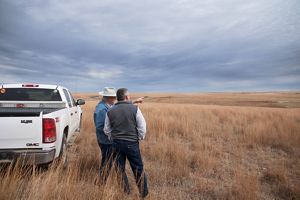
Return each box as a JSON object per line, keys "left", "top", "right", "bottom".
{"left": 1, "top": 92, "right": 300, "bottom": 200}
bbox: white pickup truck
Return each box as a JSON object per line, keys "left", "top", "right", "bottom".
{"left": 0, "top": 84, "right": 85, "bottom": 166}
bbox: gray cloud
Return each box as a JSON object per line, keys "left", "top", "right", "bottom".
{"left": 0, "top": 0, "right": 300, "bottom": 92}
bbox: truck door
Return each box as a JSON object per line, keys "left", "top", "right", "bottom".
{"left": 63, "top": 89, "right": 77, "bottom": 137}
{"left": 69, "top": 91, "right": 80, "bottom": 129}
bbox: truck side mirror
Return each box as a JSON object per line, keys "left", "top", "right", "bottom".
{"left": 76, "top": 99, "right": 85, "bottom": 105}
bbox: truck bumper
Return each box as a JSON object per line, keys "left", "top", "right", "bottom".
{"left": 0, "top": 149, "right": 56, "bottom": 165}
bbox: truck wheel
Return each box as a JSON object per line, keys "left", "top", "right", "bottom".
{"left": 59, "top": 134, "right": 68, "bottom": 169}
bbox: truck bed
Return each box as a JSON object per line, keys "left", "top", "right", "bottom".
{"left": 0, "top": 107, "right": 64, "bottom": 116}
{"left": 0, "top": 101, "right": 67, "bottom": 116}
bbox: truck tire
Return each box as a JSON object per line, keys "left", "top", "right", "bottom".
{"left": 59, "top": 134, "right": 68, "bottom": 169}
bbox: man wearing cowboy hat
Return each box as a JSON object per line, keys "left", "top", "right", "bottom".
{"left": 94, "top": 87, "right": 117, "bottom": 180}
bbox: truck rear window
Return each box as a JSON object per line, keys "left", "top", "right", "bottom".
{"left": 0, "top": 88, "right": 62, "bottom": 101}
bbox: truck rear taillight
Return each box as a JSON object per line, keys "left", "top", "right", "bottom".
{"left": 43, "top": 118, "right": 56, "bottom": 143}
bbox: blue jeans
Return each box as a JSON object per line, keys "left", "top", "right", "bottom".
{"left": 112, "top": 140, "right": 148, "bottom": 198}
{"left": 98, "top": 142, "right": 113, "bottom": 181}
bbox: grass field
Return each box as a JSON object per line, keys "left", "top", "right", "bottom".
{"left": 1, "top": 92, "right": 300, "bottom": 200}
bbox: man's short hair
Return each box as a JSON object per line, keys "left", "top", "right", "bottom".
{"left": 117, "top": 88, "right": 129, "bottom": 101}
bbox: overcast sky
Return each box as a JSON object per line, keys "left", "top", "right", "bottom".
{"left": 0, "top": 0, "right": 299, "bottom": 92}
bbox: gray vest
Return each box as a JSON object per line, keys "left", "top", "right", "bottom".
{"left": 107, "top": 101, "right": 138, "bottom": 142}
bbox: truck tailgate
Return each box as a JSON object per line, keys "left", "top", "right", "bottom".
{"left": 0, "top": 115, "right": 43, "bottom": 149}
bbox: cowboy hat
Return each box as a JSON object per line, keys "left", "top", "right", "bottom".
{"left": 99, "top": 87, "right": 116, "bottom": 97}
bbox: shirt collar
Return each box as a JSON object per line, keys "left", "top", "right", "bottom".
{"left": 106, "top": 103, "right": 113, "bottom": 108}
{"left": 100, "top": 100, "right": 112, "bottom": 109}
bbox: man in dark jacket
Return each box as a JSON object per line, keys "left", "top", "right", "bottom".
{"left": 104, "top": 88, "right": 148, "bottom": 198}
{"left": 94, "top": 87, "right": 116, "bottom": 180}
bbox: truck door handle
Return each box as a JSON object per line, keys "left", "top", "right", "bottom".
{"left": 70, "top": 113, "right": 73, "bottom": 116}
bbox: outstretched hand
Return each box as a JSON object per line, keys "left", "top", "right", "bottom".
{"left": 133, "top": 97, "right": 145, "bottom": 104}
